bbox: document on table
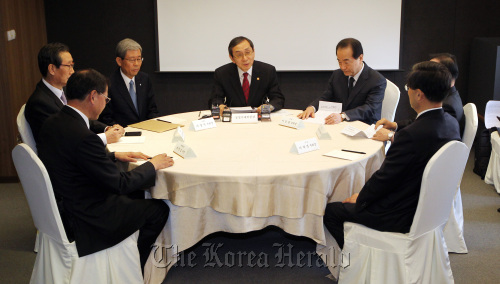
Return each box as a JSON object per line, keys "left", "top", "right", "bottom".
{"left": 341, "top": 124, "right": 382, "bottom": 139}
{"left": 116, "top": 136, "right": 146, "bottom": 144}
{"left": 156, "top": 115, "right": 187, "bottom": 125}
{"left": 230, "top": 106, "right": 254, "bottom": 113}
{"left": 323, "top": 149, "right": 365, "bottom": 161}
{"left": 304, "top": 101, "right": 342, "bottom": 124}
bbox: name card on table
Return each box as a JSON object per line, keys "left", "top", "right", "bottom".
{"left": 189, "top": 117, "right": 217, "bottom": 131}
{"left": 290, "top": 138, "right": 320, "bottom": 154}
{"left": 232, "top": 113, "right": 259, "bottom": 124}
{"left": 280, "top": 117, "right": 305, "bottom": 130}
{"left": 172, "top": 126, "right": 185, "bottom": 142}
{"left": 341, "top": 124, "right": 382, "bottom": 139}
{"left": 173, "top": 142, "right": 197, "bottom": 159}
{"left": 318, "top": 101, "right": 342, "bottom": 113}
{"left": 316, "top": 125, "right": 332, "bottom": 140}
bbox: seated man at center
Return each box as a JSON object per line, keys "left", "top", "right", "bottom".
{"left": 210, "top": 36, "right": 285, "bottom": 114}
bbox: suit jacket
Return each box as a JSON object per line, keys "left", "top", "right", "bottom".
{"left": 38, "top": 106, "right": 157, "bottom": 257}
{"left": 99, "top": 69, "right": 159, "bottom": 127}
{"left": 309, "top": 63, "right": 386, "bottom": 124}
{"left": 397, "top": 86, "right": 465, "bottom": 137}
{"left": 25, "top": 80, "right": 107, "bottom": 143}
{"left": 211, "top": 61, "right": 285, "bottom": 111}
{"left": 355, "top": 109, "right": 460, "bottom": 233}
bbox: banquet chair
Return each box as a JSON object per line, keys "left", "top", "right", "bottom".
{"left": 339, "top": 141, "right": 469, "bottom": 284}
{"left": 381, "top": 79, "right": 400, "bottom": 153}
{"left": 17, "top": 104, "right": 37, "bottom": 153}
{"left": 443, "top": 103, "right": 477, "bottom": 253}
{"left": 12, "top": 143, "right": 143, "bottom": 284}
{"left": 485, "top": 131, "right": 500, "bottom": 193}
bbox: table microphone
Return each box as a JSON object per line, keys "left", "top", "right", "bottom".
{"left": 222, "top": 106, "right": 232, "bottom": 122}
{"left": 260, "top": 97, "right": 271, "bottom": 121}
{"left": 211, "top": 103, "right": 220, "bottom": 120}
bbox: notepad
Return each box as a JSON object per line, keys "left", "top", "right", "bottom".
{"left": 128, "top": 120, "right": 183, "bottom": 133}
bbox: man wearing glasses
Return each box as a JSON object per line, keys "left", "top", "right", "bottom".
{"left": 297, "top": 38, "right": 386, "bottom": 125}
{"left": 25, "top": 43, "right": 122, "bottom": 145}
{"left": 211, "top": 36, "right": 285, "bottom": 114}
{"left": 99, "top": 38, "right": 159, "bottom": 127}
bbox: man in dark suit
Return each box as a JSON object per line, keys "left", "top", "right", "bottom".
{"left": 25, "top": 43, "right": 122, "bottom": 144}
{"left": 374, "top": 53, "right": 465, "bottom": 140}
{"left": 211, "top": 36, "right": 285, "bottom": 114}
{"left": 298, "top": 38, "right": 386, "bottom": 125}
{"left": 99, "top": 38, "right": 159, "bottom": 127}
{"left": 38, "top": 69, "right": 173, "bottom": 269}
{"left": 323, "top": 61, "right": 461, "bottom": 248}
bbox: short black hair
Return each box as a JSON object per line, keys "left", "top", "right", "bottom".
{"left": 66, "top": 69, "right": 108, "bottom": 101}
{"left": 336, "top": 38, "right": 363, "bottom": 59}
{"left": 430, "top": 53, "right": 459, "bottom": 80}
{"left": 228, "top": 36, "right": 254, "bottom": 57}
{"left": 407, "top": 61, "right": 452, "bottom": 103}
{"left": 38, "top": 43, "right": 70, "bottom": 77}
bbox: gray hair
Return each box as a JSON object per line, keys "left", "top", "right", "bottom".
{"left": 115, "top": 38, "right": 142, "bottom": 58}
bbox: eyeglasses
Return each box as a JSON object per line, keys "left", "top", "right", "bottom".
{"left": 405, "top": 84, "right": 409, "bottom": 91}
{"left": 98, "top": 93, "right": 111, "bottom": 104}
{"left": 60, "top": 63, "right": 75, "bottom": 69}
{"left": 232, "top": 50, "right": 254, "bottom": 60}
{"left": 123, "top": 57, "right": 144, "bottom": 63}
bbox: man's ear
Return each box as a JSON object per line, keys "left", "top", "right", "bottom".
{"left": 89, "top": 90, "right": 98, "bottom": 104}
{"left": 116, "top": 57, "right": 123, "bottom": 67}
{"left": 48, "top": 64, "right": 56, "bottom": 76}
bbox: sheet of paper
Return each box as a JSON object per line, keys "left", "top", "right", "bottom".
{"left": 230, "top": 106, "right": 254, "bottom": 113}
{"left": 128, "top": 120, "right": 182, "bottom": 133}
{"left": 157, "top": 116, "right": 187, "bottom": 125}
{"left": 323, "top": 149, "right": 365, "bottom": 161}
{"left": 304, "top": 110, "right": 330, "bottom": 124}
{"left": 318, "top": 101, "right": 342, "bottom": 113}
{"left": 116, "top": 136, "right": 146, "bottom": 144}
{"left": 341, "top": 124, "right": 381, "bottom": 139}
{"left": 270, "top": 109, "right": 291, "bottom": 117}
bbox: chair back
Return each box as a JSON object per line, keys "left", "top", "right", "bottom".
{"left": 462, "top": 103, "right": 478, "bottom": 150}
{"left": 12, "top": 143, "right": 68, "bottom": 243}
{"left": 409, "top": 141, "right": 469, "bottom": 239}
{"left": 484, "top": 100, "right": 500, "bottom": 129}
{"left": 16, "top": 104, "right": 37, "bottom": 154}
{"left": 381, "top": 79, "right": 400, "bottom": 121}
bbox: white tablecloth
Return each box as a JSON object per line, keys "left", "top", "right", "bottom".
{"left": 485, "top": 131, "right": 500, "bottom": 193}
{"left": 108, "top": 109, "right": 385, "bottom": 283}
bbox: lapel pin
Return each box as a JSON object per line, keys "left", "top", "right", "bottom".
{"left": 257, "top": 77, "right": 260, "bottom": 81}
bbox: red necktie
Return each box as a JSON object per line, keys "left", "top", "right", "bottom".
{"left": 242, "top": 72, "right": 250, "bottom": 104}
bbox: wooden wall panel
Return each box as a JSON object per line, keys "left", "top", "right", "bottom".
{"left": 0, "top": 0, "right": 46, "bottom": 180}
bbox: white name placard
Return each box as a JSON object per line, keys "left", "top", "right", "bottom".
{"left": 316, "top": 125, "right": 332, "bottom": 140}
{"left": 280, "top": 117, "right": 305, "bottom": 130}
{"left": 173, "top": 142, "right": 197, "bottom": 159}
{"left": 172, "top": 126, "right": 185, "bottom": 142}
{"left": 318, "top": 101, "right": 342, "bottom": 113}
{"left": 189, "top": 117, "right": 217, "bottom": 131}
{"left": 290, "top": 138, "right": 320, "bottom": 154}
{"left": 232, "top": 113, "right": 259, "bottom": 124}
{"left": 341, "top": 124, "right": 382, "bottom": 139}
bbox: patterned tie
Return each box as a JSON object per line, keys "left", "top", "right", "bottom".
{"left": 60, "top": 91, "right": 67, "bottom": 105}
{"left": 348, "top": 77, "right": 355, "bottom": 97}
{"left": 242, "top": 72, "right": 250, "bottom": 104}
{"left": 129, "top": 80, "right": 138, "bottom": 112}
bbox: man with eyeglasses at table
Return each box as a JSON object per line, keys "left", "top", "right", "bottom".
{"left": 99, "top": 38, "right": 159, "bottom": 127}
{"left": 25, "top": 43, "right": 123, "bottom": 146}
{"left": 211, "top": 36, "right": 285, "bottom": 115}
{"left": 297, "top": 38, "right": 386, "bottom": 125}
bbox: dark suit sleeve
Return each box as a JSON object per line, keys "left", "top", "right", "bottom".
{"left": 145, "top": 76, "right": 159, "bottom": 119}
{"left": 265, "top": 66, "right": 285, "bottom": 111}
{"left": 343, "top": 76, "right": 386, "bottom": 123}
{"left": 89, "top": 120, "right": 108, "bottom": 133}
{"left": 309, "top": 73, "right": 338, "bottom": 110}
{"left": 396, "top": 118, "right": 415, "bottom": 131}
{"left": 76, "top": 133, "right": 156, "bottom": 195}
{"left": 355, "top": 130, "right": 415, "bottom": 211}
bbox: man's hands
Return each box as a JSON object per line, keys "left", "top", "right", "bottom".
{"left": 372, "top": 118, "right": 397, "bottom": 141}
{"left": 149, "top": 153, "right": 174, "bottom": 170}
{"left": 342, "top": 193, "right": 359, "bottom": 204}
{"left": 297, "top": 106, "right": 315, "bottom": 119}
{"left": 105, "top": 124, "right": 125, "bottom": 144}
{"left": 372, "top": 128, "right": 393, "bottom": 141}
{"left": 325, "top": 113, "right": 342, "bottom": 125}
{"left": 375, "top": 118, "right": 397, "bottom": 131}
{"left": 115, "top": 152, "right": 151, "bottom": 162}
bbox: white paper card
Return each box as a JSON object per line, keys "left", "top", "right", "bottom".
{"left": 231, "top": 106, "right": 254, "bottom": 113}
{"left": 232, "top": 113, "right": 259, "bottom": 123}
{"left": 173, "top": 142, "right": 197, "bottom": 159}
{"left": 116, "top": 136, "right": 146, "bottom": 144}
{"left": 189, "top": 117, "right": 217, "bottom": 131}
{"left": 290, "top": 138, "right": 320, "bottom": 154}
{"left": 280, "top": 117, "right": 305, "bottom": 130}
{"left": 319, "top": 101, "right": 342, "bottom": 113}
{"left": 172, "top": 126, "right": 185, "bottom": 142}
{"left": 323, "top": 150, "right": 364, "bottom": 160}
{"left": 341, "top": 124, "right": 382, "bottom": 139}
{"left": 316, "top": 125, "right": 332, "bottom": 140}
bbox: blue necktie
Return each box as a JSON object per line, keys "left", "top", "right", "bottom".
{"left": 129, "top": 80, "right": 138, "bottom": 112}
{"left": 60, "top": 91, "right": 67, "bottom": 105}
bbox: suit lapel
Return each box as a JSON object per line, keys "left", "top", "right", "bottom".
{"left": 345, "top": 64, "right": 369, "bottom": 106}
{"left": 135, "top": 73, "right": 144, "bottom": 117}
{"left": 248, "top": 62, "right": 260, "bottom": 106}
{"left": 229, "top": 64, "right": 246, "bottom": 106}
{"left": 115, "top": 69, "right": 139, "bottom": 117}
{"left": 39, "top": 81, "right": 64, "bottom": 108}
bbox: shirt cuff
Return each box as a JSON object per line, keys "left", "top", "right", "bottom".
{"left": 98, "top": 133, "right": 107, "bottom": 146}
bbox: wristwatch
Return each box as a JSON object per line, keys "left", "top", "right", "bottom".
{"left": 340, "top": 113, "right": 347, "bottom": 121}
{"left": 387, "top": 131, "right": 394, "bottom": 140}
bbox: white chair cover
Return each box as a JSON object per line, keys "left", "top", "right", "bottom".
{"left": 485, "top": 131, "right": 500, "bottom": 193}
{"left": 381, "top": 79, "right": 400, "bottom": 153}
{"left": 16, "top": 104, "right": 37, "bottom": 153}
{"left": 339, "top": 141, "right": 469, "bottom": 284}
{"left": 484, "top": 100, "right": 500, "bottom": 129}
{"left": 12, "top": 143, "right": 143, "bottom": 284}
{"left": 443, "top": 103, "right": 477, "bottom": 253}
